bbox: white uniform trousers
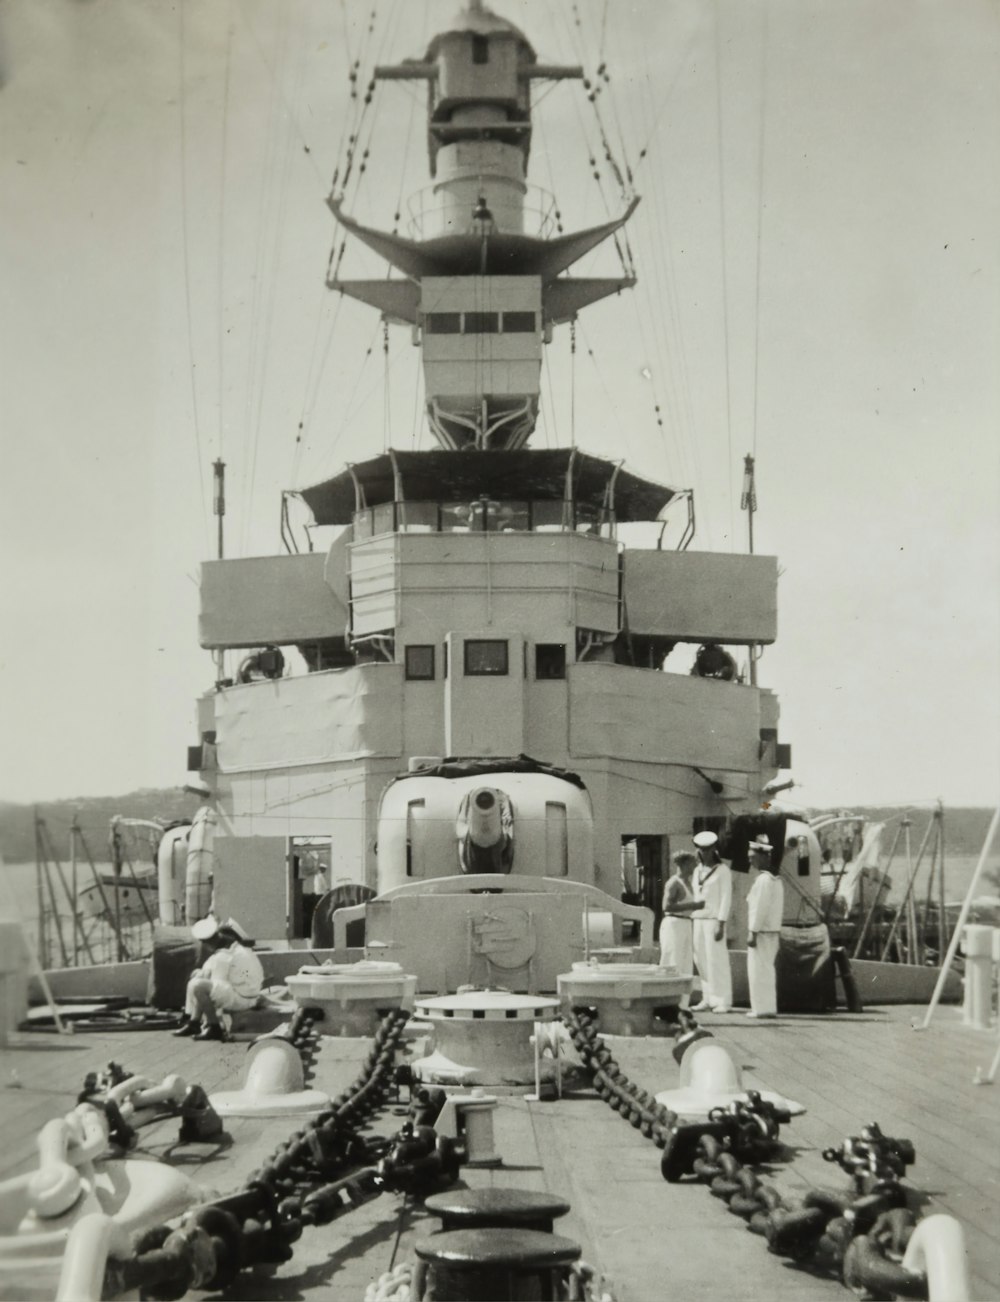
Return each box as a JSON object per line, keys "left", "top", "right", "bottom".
{"left": 747, "top": 932, "right": 779, "bottom": 1016}
{"left": 692, "top": 918, "right": 733, "bottom": 1011}
{"left": 659, "top": 915, "right": 694, "bottom": 1008}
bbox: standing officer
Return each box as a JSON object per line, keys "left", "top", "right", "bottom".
{"left": 691, "top": 831, "right": 733, "bottom": 1013}
{"left": 746, "top": 833, "right": 784, "bottom": 1018}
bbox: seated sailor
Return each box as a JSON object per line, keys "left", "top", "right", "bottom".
{"left": 690, "top": 642, "right": 738, "bottom": 681}
{"left": 173, "top": 916, "right": 264, "bottom": 1042}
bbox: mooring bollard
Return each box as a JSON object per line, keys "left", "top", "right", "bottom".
{"left": 414, "top": 1228, "right": 581, "bottom": 1302}
{"left": 424, "top": 1188, "right": 572, "bottom": 1234}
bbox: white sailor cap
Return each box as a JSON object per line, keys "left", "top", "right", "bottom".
{"left": 692, "top": 831, "right": 719, "bottom": 849}
{"left": 191, "top": 915, "right": 220, "bottom": 941}
{"left": 192, "top": 915, "right": 252, "bottom": 944}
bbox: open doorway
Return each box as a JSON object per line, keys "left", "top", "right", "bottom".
{"left": 621, "top": 834, "right": 668, "bottom": 933}
{"left": 287, "top": 837, "right": 331, "bottom": 940}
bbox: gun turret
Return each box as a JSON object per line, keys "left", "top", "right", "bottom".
{"left": 458, "top": 786, "right": 513, "bottom": 874}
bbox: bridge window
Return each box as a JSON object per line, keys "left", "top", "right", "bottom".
{"left": 425, "top": 312, "right": 462, "bottom": 334}
{"left": 472, "top": 34, "right": 489, "bottom": 64}
{"left": 464, "top": 639, "right": 508, "bottom": 676}
{"left": 531, "top": 500, "right": 568, "bottom": 531}
{"left": 464, "top": 311, "right": 500, "bottom": 334}
{"left": 371, "top": 502, "right": 395, "bottom": 535}
{"left": 399, "top": 501, "right": 438, "bottom": 532}
{"left": 535, "top": 644, "right": 566, "bottom": 680}
{"left": 503, "top": 311, "right": 536, "bottom": 333}
{"left": 405, "top": 645, "right": 435, "bottom": 681}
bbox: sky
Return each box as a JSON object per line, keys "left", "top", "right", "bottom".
{"left": 1, "top": 0, "right": 998, "bottom": 811}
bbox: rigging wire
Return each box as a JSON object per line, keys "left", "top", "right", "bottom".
{"left": 619, "top": 16, "right": 704, "bottom": 495}
{"left": 541, "top": 349, "right": 561, "bottom": 447}
{"left": 324, "top": 315, "right": 386, "bottom": 450}
{"left": 569, "top": 320, "right": 577, "bottom": 447}
{"left": 612, "top": 28, "right": 707, "bottom": 511}
{"left": 566, "top": 1, "right": 633, "bottom": 200}
{"left": 629, "top": 21, "right": 700, "bottom": 181}
{"left": 751, "top": 3, "right": 770, "bottom": 461}
{"left": 291, "top": 295, "right": 347, "bottom": 487}
{"left": 329, "top": 325, "right": 413, "bottom": 458}
{"left": 533, "top": 115, "right": 564, "bottom": 235}
{"left": 231, "top": 1, "right": 351, "bottom": 505}
{"left": 577, "top": 319, "right": 634, "bottom": 462}
{"left": 337, "top": 0, "right": 355, "bottom": 72}
{"left": 238, "top": 0, "right": 292, "bottom": 552}
{"left": 217, "top": 1, "right": 234, "bottom": 461}
{"left": 552, "top": 2, "right": 631, "bottom": 275}
{"left": 714, "top": 0, "right": 736, "bottom": 547}
{"left": 241, "top": 1, "right": 306, "bottom": 554}
{"left": 176, "top": 0, "right": 210, "bottom": 552}
{"left": 410, "top": 339, "right": 424, "bottom": 449}
{"left": 382, "top": 320, "right": 391, "bottom": 451}
{"left": 292, "top": 0, "right": 396, "bottom": 487}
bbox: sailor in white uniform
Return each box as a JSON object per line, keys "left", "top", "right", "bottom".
{"left": 659, "top": 850, "right": 705, "bottom": 1007}
{"left": 746, "top": 834, "right": 784, "bottom": 1018}
{"left": 691, "top": 831, "right": 733, "bottom": 1013}
{"left": 173, "top": 916, "right": 264, "bottom": 1042}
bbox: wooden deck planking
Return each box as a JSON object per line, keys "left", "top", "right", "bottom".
{"left": 667, "top": 1011, "right": 1000, "bottom": 1297}
{"left": 526, "top": 1095, "right": 835, "bottom": 1302}
{"left": 734, "top": 1016, "right": 1000, "bottom": 1201}
{"left": 1, "top": 1007, "right": 998, "bottom": 1300}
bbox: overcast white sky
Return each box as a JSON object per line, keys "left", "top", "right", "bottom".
{"left": 1, "top": 0, "right": 997, "bottom": 810}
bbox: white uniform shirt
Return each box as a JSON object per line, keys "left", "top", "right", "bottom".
{"left": 747, "top": 872, "right": 784, "bottom": 934}
{"left": 693, "top": 861, "right": 732, "bottom": 924}
{"left": 203, "top": 943, "right": 264, "bottom": 1000}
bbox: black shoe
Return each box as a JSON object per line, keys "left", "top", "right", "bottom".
{"left": 172, "top": 1019, "right": 200, "bottom": 1038}
{"left": 194, "top": 1023, "right": 227, "bottom": 1042}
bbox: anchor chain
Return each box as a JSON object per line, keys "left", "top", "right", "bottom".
{"left": 102, "top": 1008, "right": 466, "bottom": 1301}
{"left": 563, "top": 1009, "right": 935, "bottom": 1297}
{"left": 561, "top": 1009, "right": 678, "bottom": 1146}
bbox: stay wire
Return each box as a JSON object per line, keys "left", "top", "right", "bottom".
{"left": 217, "top": 0, "right": 234, "bottom": 460}
{"left": 625, "top": 33, "right": 705, "bottom": 506}
{"left": 570, "top": 320, "right": 577, "bottom": 448}
{"left": 176, "top": 0, "right": 210, "bottom": 553}
{"left": 630, "top": 23, "right": 700, "bottom": 178}
{"left": 632, "top": 64, "right": 705, "bottom": 519}
{"left": 242, "top": 5, "right": 308, "bottom": 553}
{"left": 751, "top": 4, "right": 770, "bottom": 460}
{"left": 410, "top": 341, "right": 424, "bottom": 449}
{"left": 293, "top": 288, "right": 348, "bottom": 477}
{"left": 382, "top": 320, "right": 391, "bottom": 451}
{"left": 714, "top": 0, "right": 736, "bottom": 548}
{"left": 577, "top": 319, "right": 632, "bottom": 460}
{"left": 239, "top": 0, "right": 293, "bottom": 550}
{"left": 331, "top": 6, "right": 375, "bottom": 194}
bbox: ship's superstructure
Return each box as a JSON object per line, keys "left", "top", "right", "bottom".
{"left": 190, "top": 0, "right": 799, "bottom": 953}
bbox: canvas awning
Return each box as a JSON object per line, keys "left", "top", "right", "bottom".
{"left": 296, "top": 448, "right": 676, "bottom": 525}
